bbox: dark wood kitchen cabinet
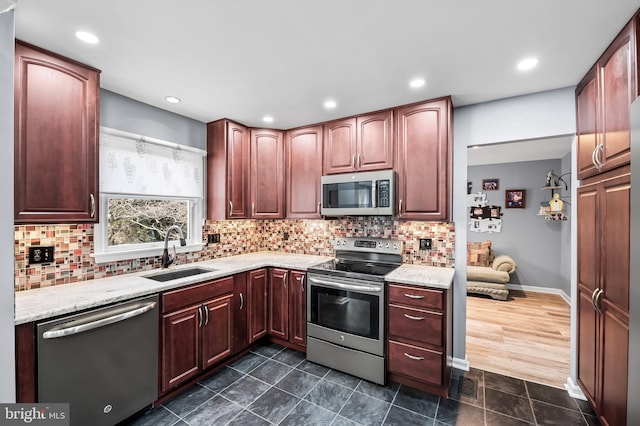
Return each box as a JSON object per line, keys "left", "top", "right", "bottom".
{"left": 250, "top": 129, "right": 285, "bottom": 218}
{"left": 268, "top": 268, "right": 307, "bottom": 349}
{"left": 576, "top": 20, "right": 635, "bottom": 180}
{"left": 395, "top": 98, "right": 452, "bottom": 221}
{"left": 232, "top": 273, "right": 249, "bottom": 353}
{"left": 160, "top": 277, "right": 234, "bottom": 393}
{"left": 14, "top": 41, "right": 100, "bottom": 224}
{"left": 577, "top": 166, "right": 630, "bottom": 426}
{"left": 386, "top": 283, "right": 451, "bottom": 398}
{"left": 248, "top": 268, "right": 269, "bottom": 343}
{"left": 323, "top": 110, "right": 393, "bottom": 175}
{"left": 286, "top": 126, "right": 323, "bottom": 218}
{"left": 207, "top": 119, "right": 250, "bottom": 219}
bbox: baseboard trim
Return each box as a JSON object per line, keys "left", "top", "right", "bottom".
{"left": 451, "top": 356, "right": 469, "bottom": 372}
{"left": 506, "top": 284, "right": 571, "bottom": 304}
{"left": 565, "top": 376, "right": 587, "bottom": 400}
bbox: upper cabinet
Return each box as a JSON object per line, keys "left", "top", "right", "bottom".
{"left": 14, "top": 41, "right": 100, "bottom": 224}
{"left": 395, "top": 98, "right": 452, "bottom": 221}
{"left": 207, "top": 121, "right": 284, "bottom": 219}
{"left": 576, "top": 20, "right": 636, "bottom": 180}
{"left": 286, "top": 126, "right": 323, "bottom": 218}
{"left": 250, "top": 129, "right": 285, "bottom": 219}
{"left": 323, "top": 110, "right": 393, "bottom": 174}
{"left": 207, "top": 119, "right": 250, "bottom": 220}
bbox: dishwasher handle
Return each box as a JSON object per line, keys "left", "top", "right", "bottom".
{"left": 42, "top": 301, "right": 157, "bottom": 339}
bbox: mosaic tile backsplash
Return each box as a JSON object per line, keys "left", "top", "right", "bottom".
{"left": 14, "top": 218, "right": 455, "bottom": 291}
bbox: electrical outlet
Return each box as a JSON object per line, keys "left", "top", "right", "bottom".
{"left": 283, "top": 232, "right": 289, "bottom": 241}
{"left": 419, "top": 238, "right": 432, "bottom": 251}
{"left": 208, "top": 233, "right": 221, "bottom": 244}
{"left": 29, "top": 246, "right": 55, "bottom": 264}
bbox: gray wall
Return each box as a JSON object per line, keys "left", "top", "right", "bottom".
{"left": 559, "top": 152, "right": 572, "bottom": 297}
{"left": 100, "top": 89, "right": 206, "bottom": 150}
{"left": 0, "top": 8, "right": 15, "bottom": 402}
{"left": 467, "top": 159, "right": 570, "bottom": 294}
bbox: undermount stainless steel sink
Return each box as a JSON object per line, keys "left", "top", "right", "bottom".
{"left": 143, "top": 267, "right": 217, "bottom": 282}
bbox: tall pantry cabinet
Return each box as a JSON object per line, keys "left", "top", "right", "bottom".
{"left": 575, "top": 12, "right": 636, "bottom": 426}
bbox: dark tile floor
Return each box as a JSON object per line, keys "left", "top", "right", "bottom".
{"left": 125, "top": 344, "right": 600, "bottom": 426}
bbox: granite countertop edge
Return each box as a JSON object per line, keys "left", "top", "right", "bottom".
{"left": 15, "top": 252, "right": 454, "bottom": 325}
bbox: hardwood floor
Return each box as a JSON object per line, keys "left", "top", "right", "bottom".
{"left": 466, "top": 290, "right": 571, "bottom": 389}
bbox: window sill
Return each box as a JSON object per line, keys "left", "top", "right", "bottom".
{"left": 91, "top": 243, "right": 203, "bottom": 264}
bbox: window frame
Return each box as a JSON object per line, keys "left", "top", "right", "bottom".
{"left": 92, "top": 193, "right": 204, "bottom": 264}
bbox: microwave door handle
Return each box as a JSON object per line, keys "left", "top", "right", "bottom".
{"left": 372, "top": 181, "right": 377, "bottom": 208}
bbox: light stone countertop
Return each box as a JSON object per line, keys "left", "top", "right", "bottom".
{"left": 15, "top": 252, "right": 454, "bottom": 325}
{"left": 15, "top": 252, "right": 331, "bottom": 325}
{"left": 384, "top": 263, "right": 455, "bottom": 289}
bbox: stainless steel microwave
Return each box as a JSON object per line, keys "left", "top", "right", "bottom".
{"left": 321, "top": 170, "right": 395, "bottom": 216}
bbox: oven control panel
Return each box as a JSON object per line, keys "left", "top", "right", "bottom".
{"left": 333, "top": 237, "right": 402, "bottom": 254}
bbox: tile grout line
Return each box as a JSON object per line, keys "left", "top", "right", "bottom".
{"left": 523, "top": 381, "right": 539, "bottom": 425}
{"left": 378, "top": 383, "right": 401, "bottom": 425}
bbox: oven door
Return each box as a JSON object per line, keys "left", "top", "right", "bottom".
{"left": 306, "top": 273, "right": 384, "bottom": 356}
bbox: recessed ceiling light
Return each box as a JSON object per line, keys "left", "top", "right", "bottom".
{"left": 409, "top": 78, "right": 426, "bottom": 88}
{"left": 324, "top": 100, "right": 337, "bottom": 109}
{"left": 165, "top": 96, "right": 181, "bottom": 104}
{"left": 262, "top": 115, "right": 274, "bottom": 123}
{"left": 75, "top": 31, "right": 99, "bottom": 44}
{"left": 517, "top": 57, "right": 539, "bottom": 71}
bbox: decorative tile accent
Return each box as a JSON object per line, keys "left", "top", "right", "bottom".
{"left": 14, "top": 218, "right": 455, "bottom": 292}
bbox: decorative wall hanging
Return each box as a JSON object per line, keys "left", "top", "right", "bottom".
{"left": 505, "top": 189, "right": 526, "bottom": 208}
{"left": 468, "top": 192, "right": 502, "bottom": 233}
{"left": 482, "top": 178, "right": 499, "bottom": 191}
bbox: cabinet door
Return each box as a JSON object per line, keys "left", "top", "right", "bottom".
{"left": 288, "top": 271, "right": 306, "bottom": 347}
{"left": 251, "top": 129, "right": 284, "bottom": 218}
{"left": 356, "top": 110, "right": 393, "bottom": 171}
{"left": 323, "top": 118, "right": 357, "bottom": 174}
{"left": 396, "top": 98, "right": 451, "bottom": 221}
{"left": 161, "top": 305, "right": 201, "bottom": 392}
{"left": 248, "top": 269, "right": 268, "bottom": 343}
{"left": 286, "top": 126, "right": 322, "bottom": 218}
{"left": 576, "top": 67, "right": 600, "bottom": 180}
{"left": 227, "top": 122, "right": 251, "bottom": 218}
{"left": 268, "top": 268, "right": 289, "bottom": 340}
{"left": 201, "top": 294, "right": 234, "bottom": 370}
{"left": 598, "top": 301, "right": 629, "bottom": 426}
{"left": 233, "top": 273, "right": 248, "bottom": 354}
{"left": 577, "top": 184, "right": 599, "bottom": 295}
{"left": 14, "top": 41, "right": 99, "bottom": 223}
{"left": 599, "top": 22, "right": 634, "bottom": 173}
{"left": 577, "top": 285, "right": 599, "bottom": 405}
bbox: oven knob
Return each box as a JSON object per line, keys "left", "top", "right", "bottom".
{"left": 340, "top": 335, "right": 345, "bottom": 341}
{"left": 393, "top": 243, "right": 398, "bottom": 249}
{"left": 385, "top": 243, "right": 390, "bottom": 248}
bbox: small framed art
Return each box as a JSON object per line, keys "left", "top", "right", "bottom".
{"left": 482, "top": 178, "right": 499, "bottom": 191}
{"left": 505, "top": 189, "right": 526, "bottom": 208}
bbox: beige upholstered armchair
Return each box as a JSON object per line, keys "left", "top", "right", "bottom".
{"left": 466, "top": 240, "right": 517, "bottom": 300}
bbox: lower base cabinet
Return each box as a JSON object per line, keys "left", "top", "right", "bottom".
{"left": 160, "top": 277, "right": 234, "bottom": 393}
{"left": 386, "top": 282, "right": 451, "bottom": 397}
{"left": 268, "top": 268, "right": 307, "bottom": 349}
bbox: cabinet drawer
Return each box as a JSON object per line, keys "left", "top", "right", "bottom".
{"left": 388, "top": 284, "right": 443, "bottom": 310}
{"left": 388, "top": 304, "right": 442, "bottom": 347}
{"left": 162, "top": 276, "right": 234, "bottom": 313}
{"left": 388, "top": 340, "right": 443, "bottom": 385}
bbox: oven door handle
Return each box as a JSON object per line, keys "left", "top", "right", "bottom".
{"left": 308, "top": 277, "right": 382, "bottom": 293}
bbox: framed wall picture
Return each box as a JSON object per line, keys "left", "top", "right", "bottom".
{"left": 505, "top": 189, "right": 526, "bottom": 208}
{"left": 482, "top": 178, "right": 499, "bottom": 191}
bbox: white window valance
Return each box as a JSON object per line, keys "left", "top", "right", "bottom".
{"left": 99, "top": 127, "right": 206, "bottom": 198}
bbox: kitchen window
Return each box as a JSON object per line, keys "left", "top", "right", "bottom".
{"left": 92, "top": 128, "right": 205, "bottom": 263}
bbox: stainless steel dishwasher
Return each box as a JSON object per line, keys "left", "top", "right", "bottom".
{"left": 37, "top": 294, "right": 159, "bottom": 426}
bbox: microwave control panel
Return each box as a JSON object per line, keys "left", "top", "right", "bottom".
{"left": 377, "top": 179, "right": 390, "bottom": 207}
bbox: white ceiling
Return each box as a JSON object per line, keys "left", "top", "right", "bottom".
{"left": 13, "top": 0, "right": 640, "bottom": 130}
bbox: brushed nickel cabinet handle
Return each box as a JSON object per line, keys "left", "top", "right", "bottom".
{"left": 282, "top": 272, "right": 287, "bottom": 288}
{"left": 252, "top": 202, "right": 255, "bottom": 217}
{"left": 404, "top": 313, "right": 425, "bottom": 321}
{"left": 591, "top": 288, "right": 598, "bottom": 311}
{"left": 352, "top": 155, "right": 356, "bottom": 168}
{"left": 594, "top": 289, "right": 604, "bottom": 315}
{"left": 229, "top": 201, "right": 233, "bottom": 216}
{"left": 404, "top": 293, "right": 425, "bottom": 299}
{"left": 399, "top": 199, "right": 403, "bottom": 214}
{"left": 403, "top": 352, "right": 424, "bottom": 361}
{"left": 204, "top": 304, "right": 209, "bottom": 325}
{"left": 357, "top": 154, "right": 361, "bottom": 168}
{"left": 90, "top": 193, "right": 96, "bottom": 218}
{"left": 239, "top": 293, "right": 244, "bottom": 310}
{"left": 198, "top": 306, "right": 203, "bottom": 328}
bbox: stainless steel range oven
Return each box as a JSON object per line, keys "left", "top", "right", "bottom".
{"left": 307, "top": 237, "right": 402, "bottom": 384}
